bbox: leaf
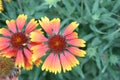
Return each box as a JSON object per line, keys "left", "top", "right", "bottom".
{"left": 92, "top": 0, "right": 99, "bottom": 13}
{"left": 90, "top": 24, "right": 106, "bottom": 34}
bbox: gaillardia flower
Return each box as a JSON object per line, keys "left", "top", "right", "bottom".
{"left": 0, "top": 56, "right": 20, "bottom": 80}
{"left": 0, "top": 14, "right": 41, "bottom": 70}
{"left": 30, "top": 17, "right": 86, "bottom": 74}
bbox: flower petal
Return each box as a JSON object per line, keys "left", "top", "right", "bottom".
{"left": 1, "top": 48, "right": 17, "bottom": 58}
{"left": 0, "top": 42, "right": 9, "bottom": 50}
{"left": 34, "top": 59, "right": 42, "bottom": 67}
{"left": 23, "top": 48, "right": 32, "bottom": 64}
{"left": 6, "top": 20, "right": 17, "bottom": 33}
{"left": 24, "top": 59, "right": 33, "bottom": 70}
{"left": 67, "top": 47, "right": 86, "bottom": 57}
{"left": 16, "top": 14, "right": 27, "bottom": 32}
{"left": 67, "top": 39, "right": 86, "bottom": 47}
{"left": 65, "top": 32, "right": 78, "bottom": 40}
{"left": 64, "top": 51, "right": 79, "bottom": 67}
{"left": 0, "top": 28, "right": 12, "bottom": 36}
{"left": 50, "top": 54, "right": 61, "bottom": 73}
{"left": 32, "top": 44, "right": 48, "bottom": 62}
{"left": 15, "top": 50, "right": 25, "bottom": 68}
{"left": 30, "top": 30, "right": 48, "bottom": 42}
{"left": 50, "top": 54, "right": 55, "bottom": 73}
{"left": 39, "top": 16, "right": 52, "bottom": 35}
{"left": 51, "top": 18, "right": 60, "bottom": 34}
{"left": 0, "top": 37, "right": 10, "bottom": 42}
{"left": 60, "top": 53, "right": 72, "bottom": 72}
{"left": 63, "top": 22, "right": 79, "bottom": 36}
{"left": 42, "top": 53, "right": 54, "bottom": 72}
{"left": 0, "top": 37, "right": 10, "bottom": 50}
{"left": 53, "top": 54, "right": 61, "bottom": 74}
{"left": 25, "top": 19, "right": 38, "bottom": 34}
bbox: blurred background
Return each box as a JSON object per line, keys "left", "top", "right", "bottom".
{"left": 0, "top": 0, "right": 120, "bottom": 80}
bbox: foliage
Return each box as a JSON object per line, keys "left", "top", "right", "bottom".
{"left": 0, "top": 0, "right": 120, "bottom": 80}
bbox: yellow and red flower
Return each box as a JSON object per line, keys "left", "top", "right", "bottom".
{"left": 30, "top": 17, "right": 86, "bottom": 74}
{"left": 0, "top": 14, "right": 41, "bottom": 70}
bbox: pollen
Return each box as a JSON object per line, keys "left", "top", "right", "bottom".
{"left": 10, "top": 32, "right": 28, "bottom": 48}
{"left": 48, "top": 35, "right": 66, "bottom": 53}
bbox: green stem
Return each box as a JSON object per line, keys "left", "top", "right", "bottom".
{"left": 0, "top": 12, "right": 10, "bottom": 19}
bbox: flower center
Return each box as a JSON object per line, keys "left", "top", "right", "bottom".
{"left": 10, "top": 32, "right": 28, "bottom": 48}
{"left": 48, "top": 35, "right": 66, "bottom": 53}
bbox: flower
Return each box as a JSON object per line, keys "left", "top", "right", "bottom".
{"left": 0, "top": 14, "right": 42, "bottom": 70}
{"left": 0, "top": 0, "right": 4, "bottom": 12}
{"left": 30, "top": 17, "right": 86, "bottom": 74}
{"left": 0, "top": 56, "right": 20, "bottom": 80}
